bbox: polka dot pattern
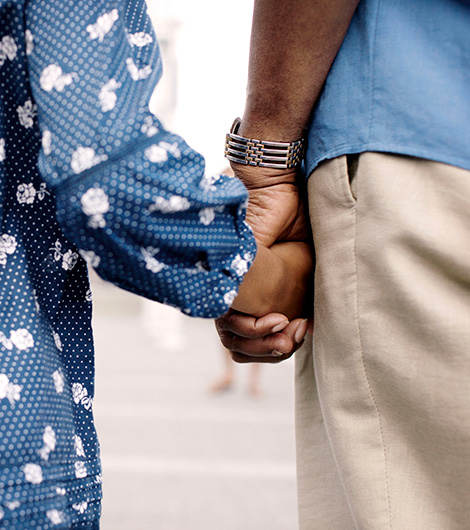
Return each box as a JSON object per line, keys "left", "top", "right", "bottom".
{"left": 0, "top": 0, "right": 256, "bottom": 528}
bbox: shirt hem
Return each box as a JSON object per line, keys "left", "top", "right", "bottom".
{"left": 305, "top": 143, "right": 470, "bottom": 178}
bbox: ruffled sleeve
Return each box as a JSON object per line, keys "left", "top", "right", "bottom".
{"left": 25, "top": 0, "right": 256, "bottom": 318}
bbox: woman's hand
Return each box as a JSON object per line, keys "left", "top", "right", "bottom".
{"left": 215, "top": 310, "right": 309, "bottom": 364}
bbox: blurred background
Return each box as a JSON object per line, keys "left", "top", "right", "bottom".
{"left": 91, "top": 1, "right": 298, "bottom": 529}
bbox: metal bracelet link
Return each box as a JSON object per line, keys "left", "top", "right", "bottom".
{"left": 224, "top": 118, "right": 304, "bottom": 169}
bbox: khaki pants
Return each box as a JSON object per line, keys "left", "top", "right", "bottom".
{"left": 296, "top": 153, "right": 470, "bottom": 529}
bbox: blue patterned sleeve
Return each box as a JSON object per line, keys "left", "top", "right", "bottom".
{"left": 24, "top": 0, "right": 256, "bottom": 318}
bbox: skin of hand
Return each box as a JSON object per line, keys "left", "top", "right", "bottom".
{"left": 215, "top": 311, "right": 309, "bottom": 364}
{"left": 215, "top": 0, "right": 360, "bottom": 362}
{"left": 231, "top": 164, "right": 311, "bottom": 249}
{"left": 217, "top": 164, "right": 313, "bottom": 363}
{"left": 231, "top": 241, "right": 314, "bottom": 320}
{"left": 217, "top": 240, "right": 313, "bottom": 363}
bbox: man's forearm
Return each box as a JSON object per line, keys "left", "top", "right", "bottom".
{"left": 240, "top": 0, "right": 360, "bottom": 141}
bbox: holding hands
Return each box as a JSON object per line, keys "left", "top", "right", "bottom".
{"left": 213, "top": 0, "right": 360, "bottom": 362}
{"left": 215, "top": 162, "right": 314, "bottom": 363}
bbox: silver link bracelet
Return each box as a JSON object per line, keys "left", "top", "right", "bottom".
{"left": 224, "top": 118, "right": 304, "bottom": 169}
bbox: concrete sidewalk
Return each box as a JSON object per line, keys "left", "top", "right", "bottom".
{"left": 91, "top": 281, "right": 298, "bottom": 530}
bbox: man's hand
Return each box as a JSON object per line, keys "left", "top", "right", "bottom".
{"left": 230, "top": 163, "right": 310, "bottom": 248}
{"left": 215, "top": 310, "right": 309, "bottom": 364}
{"left": 231, "top": 0, "right": 360, "bottom": 247}
{"left": 214, "top": 0, "right": 360, "bottom": 362}
{"left": 223, "top": 157, "right": 313, "bottom": 365}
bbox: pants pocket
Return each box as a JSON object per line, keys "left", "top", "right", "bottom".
{"left": 346, "top": 153, "right": 360, "bottom": 200}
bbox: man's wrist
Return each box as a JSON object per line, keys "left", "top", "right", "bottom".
{"left": 229, "top": 160, "right": 299, "bottom": 189}
{"left": 240, "top": 99, "right": 309, "bottom": 141}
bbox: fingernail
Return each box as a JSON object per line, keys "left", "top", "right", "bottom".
{"left": 272, "top": 350, "right": 284, "bottom": 357}
{"left": 271, "top": 320, "right": 289, "bottom": 333}
{"left": 294, "top": 319, "right": 309, "bottom": 344}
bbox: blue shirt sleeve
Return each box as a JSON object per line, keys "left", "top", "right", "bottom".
{"left": 24, "top": 0, "right": 256, "bottom": 318}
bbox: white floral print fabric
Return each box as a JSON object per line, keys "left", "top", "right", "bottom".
{"left": 51, "top": 240, "right": 79, "bottom": 270}
{"left": 23, "top": 463, "right": 43, "bottom": 484}
{"left": 72, "top": 501, "right": 88, "bottom": 514}
{"left": 144, "top": 141, "right": 180, "bottom": 163}
{"left": 42, "top": 129, "right": 52, "bottom": 154}
{"left": 71, "top": 147, "right": 108, "bottom": 174}
{"left": 148, "top": 194, "right": 190, "bottom": 214}
{"left": 61, "top": 250, "right": 79, "bottom": 270}
{"left": 72, "top": 382, "right": 93, "bottom": 411}
{"left": 17, "top": 182, "right": 36, "bottom": 204}
{"left": 0, "top": 35, "right": 17, "bottom": 66}
{"left": 74, "top": 461, "right": 88, "bottom": 479}
{"left": 39, "top": 64, "right": 75, "bottom": 92}
{"left": 17, "top": 181, "right": 48, "bottom": 204}
{"left": 80, "top": 187, "right": 109, "bottom": 227}
{"left": 25, "top": 29, "right": 34, "bottom": 55}
{"left": 223, "top": 289, "right": 238, "bottom": 306}
{"left": 231, "top": 252, "right": 254, "bottom": 277}
{"left": 10, "top": 328, "right": 34, "bottom": 350}
{"left": 0, "top": 0, "right": 255, "bottom": 528}
{"left": 74, "top": 435, "right": 86, "bottom": 457}
{"left": 0, "top": 234, "right": 17, "bottom": 266}
{"left": 46, "top": 509, "right": 66, "bottom": 525}
{"left": 79, "top": 249, "right": 101, "bottom": 268}
{"left": 0, "top": 373, "right": 22, "bottom": 406}
{"left": 126, "top": 57, "right": 152, "bottom": 80}
{"left": 52, "top": 370, "right": 64, "bottom": 394}
{"left": 199, "top": 207, "right": 216, "bottom": 226}
{"left": 38, "top": 426, "right": 57, "bottom": 461}
{"left": 52, "top": 331, "right": 63, "bottom": 351}
{"left": 0, "top": 328, "right": 35, "bottom": 350}
{"left": 17, "top": 99, "right": 37, "bottom": 128}
{"left": 141, "top": 116, "right": 158, "bottom": 136}
{"left": 141, "top": 247, "right": 165, "bottom": 273}
{"left": 99, "top": 79, "right": 121, "bottom": 111}
{"left": 86, "top": 9, "right": 119, "bottom": 42}
{"left": 127, "top": 31, "right": 152, "bottom": 47}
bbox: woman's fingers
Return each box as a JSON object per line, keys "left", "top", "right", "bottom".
{"left": 216, "top": 310, "right": 290, "bottom": 339}
{"left": 229, "top": 348, "right": 299, "bottom": 364}
{"left": 215, "top": 312, "right": 309, "bottom": 363}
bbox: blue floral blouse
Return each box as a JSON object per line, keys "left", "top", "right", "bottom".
{"left": 0, "top": 0, "right": 255, "bottom": 527}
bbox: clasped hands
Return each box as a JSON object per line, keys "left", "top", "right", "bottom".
{"left": 215, "top": 163, "right": 314, "bottom": 364}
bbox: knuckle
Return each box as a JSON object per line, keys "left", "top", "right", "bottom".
{"left": 215, "top": 314, "right": 228, "bottom": 331}
{"left": 218, "top": 332, "right": 235, "bottom": 351}
{"left": 230, "top": 352, "right": 251, "bottom": 364}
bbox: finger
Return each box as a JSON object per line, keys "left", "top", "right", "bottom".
{"left": 220, "top": 330, "right": 296, "bottom": 358}
{"left": 229, "top": 349, "right": 297, "bottom": 364}
{"left": 229, "top": 335, "right": 306, "bottom": 364}
{"left": 216, "top": 310, "right": 290, "bottom": 339}
{"left": 216, "top": 317, "right": 308, "bottom": 358}
{"left": 283, "top": 318, "right": 309, "bottom": 345}
{"left": 307, "top": 317, "right": 314, "bottom": 335}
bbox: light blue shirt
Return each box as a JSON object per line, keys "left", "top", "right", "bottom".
{"left": 306, "top": 0, "right": 470, "bottom": 175}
